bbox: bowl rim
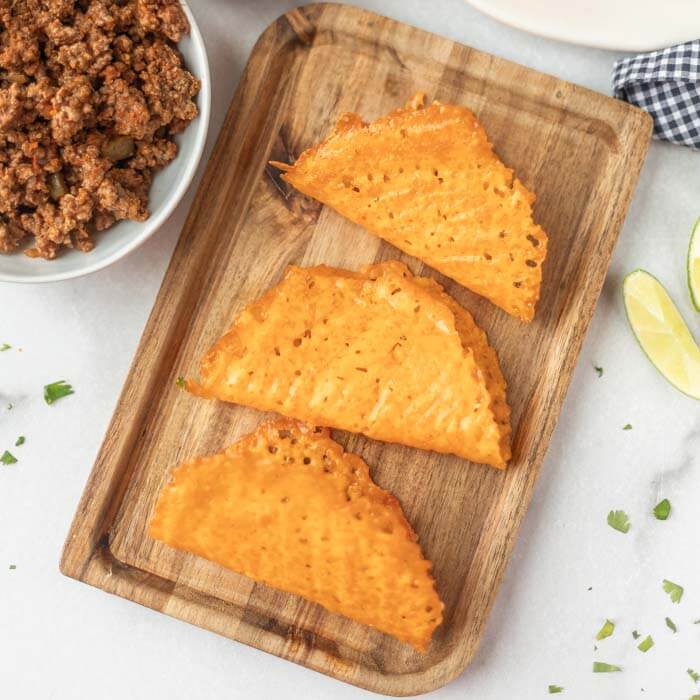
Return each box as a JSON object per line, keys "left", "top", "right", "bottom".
{"left": 463, "top": 0, "right": 700, "bottom": 51}
{"left": 0, "top": 1, "right": 211, "bottom": 284}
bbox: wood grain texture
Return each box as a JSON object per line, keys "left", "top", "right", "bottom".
{"left": 60, "top": 4, "right": 652, "bottom": 695}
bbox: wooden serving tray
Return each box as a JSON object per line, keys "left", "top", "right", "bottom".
{"left": 61, "top": 4, "right": 652, "bottom": 695}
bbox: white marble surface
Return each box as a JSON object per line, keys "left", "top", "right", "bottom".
{"left": 1, "top": 2, "right": 699, "bottom": 699}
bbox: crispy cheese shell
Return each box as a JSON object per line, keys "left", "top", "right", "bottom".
{"left": 150, "top": 419, "right": 444, "bottom": 651}
{"left": 189, "top": 260, "right": 511, "bottom": 468}
{"left": 271, "top": 93, "right": 548, "bottom": 322}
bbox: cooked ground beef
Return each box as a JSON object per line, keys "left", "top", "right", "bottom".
{"left": 0, "top": 0, "right": 200, "bottom": 259}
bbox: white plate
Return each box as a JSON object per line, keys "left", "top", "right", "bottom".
{"left": 0, "top": 2, "right": 211, "bottom": 284}
{"left": 465, "top": 0, "right": 700, "bottom": 52}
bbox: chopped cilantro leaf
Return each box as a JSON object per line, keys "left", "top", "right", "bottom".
{"left": 662, "top": 579, "right": 684, "bottom": 604}
{"left": 637, "top": 635, "right": 654, "bottom": 652}
{"left": 548, "top": 685, "right": 564, "bottom": 694}
{"left": 1, "top": 450, "right": 17, "bottom": 465}
{"left": 689, "top": 669, "right": 700, "bottom": 684}
{"left": 623, "top": 423, "right": 633, "bottom": 430}
{"left": 594, "top": 365, "right": 604, "bottom": 377}
{"left": 593, "top": 662, "right": 621, "bottom": 673}
{"left": 0, "top": 343, "right": 11, "bottom": 351}
{"left": 607, "top": 510, "right": 631, "bottom": 533}
{"left": 43, "top": 380, "right": 74, "bottom": 405}
{"left": 632, "top": 630, "right": 640, "bottom": 639}
{"left": 175, "top": 376, "right": 186, "bottom": 388}
{"left": 665, "top": 617, "right": 677, "bottom": 633}
{"left": 653, "top": 498, "right": 671, "bottom": 520}
{"left": 15, "top": 435, "right": 24, "bottom": 447}
{"left": 596, "top": 619, "right": 615, "bottom": 640}
{"left": 9, "top": 564, "right": 16, "bottom": 570}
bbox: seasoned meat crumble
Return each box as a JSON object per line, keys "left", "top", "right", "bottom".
{"left": 0, "top": 0, "right": 200, "bottom": 259}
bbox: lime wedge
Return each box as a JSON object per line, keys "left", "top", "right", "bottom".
{"left": 623, "top": 269, "right": 700, "bottom": 400}
{"left": 688, "top": 217, "right": 700, "bottom": 312}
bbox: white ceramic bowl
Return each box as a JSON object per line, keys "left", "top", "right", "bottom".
{"left": 0, "top": 2, "right": 211, "bottom": 284}
{"left": 464, "top": 0, "right": 700, "bottom": 52}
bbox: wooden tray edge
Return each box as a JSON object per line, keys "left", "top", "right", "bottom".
{"left": 59, "top": 542, "right": 464, "bottom": 696}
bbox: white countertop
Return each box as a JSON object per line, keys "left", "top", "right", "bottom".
{"left": 2, "top": 2, "right": 699, "bottom": 699}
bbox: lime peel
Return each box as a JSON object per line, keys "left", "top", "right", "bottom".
{"left": 688, "top": 216, "right": 700, "bottom": 312}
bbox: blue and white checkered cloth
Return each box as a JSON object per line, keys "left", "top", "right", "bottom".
{"left": 613, "top": 39, "right": 700, "bottom": 150}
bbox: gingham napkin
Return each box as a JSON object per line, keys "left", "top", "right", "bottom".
{"left": 612, "top": 39, "right": 700, "bottom": 150}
